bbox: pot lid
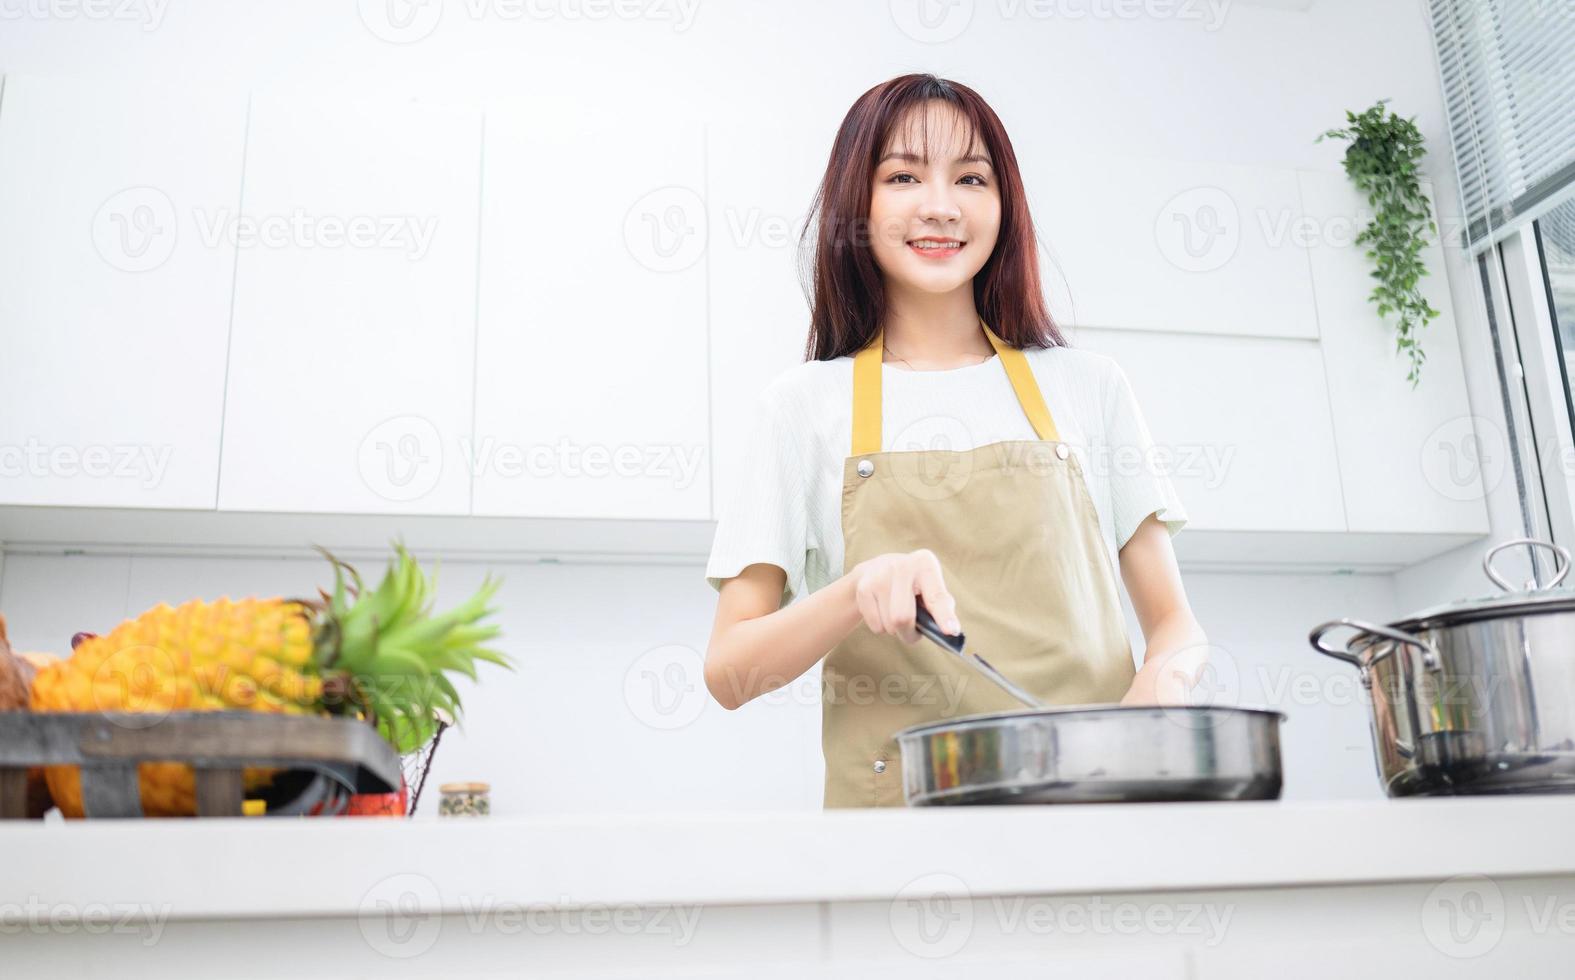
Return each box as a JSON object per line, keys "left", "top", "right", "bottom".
{"left": 1393, "top": 538, "right": 1575, "bottom": 629}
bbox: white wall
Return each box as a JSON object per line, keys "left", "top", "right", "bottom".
{"left": 0, "top": 0, "right": 1526, "bottom": 810}
{"left": 1, "top": 551, "right": 1395, "bottom": 812}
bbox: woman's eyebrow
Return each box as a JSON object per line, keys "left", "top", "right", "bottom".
{"left": 877, "top": 151, "right": 994, "bottom": 167}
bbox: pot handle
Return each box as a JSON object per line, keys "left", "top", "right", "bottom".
{"left": 1484, "top": 538, "right": 1573, "bottom": 593}
{"left": 1307, "top": 618, "right": 1442, "bottom": 672}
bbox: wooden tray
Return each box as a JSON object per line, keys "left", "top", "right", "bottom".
{"left": 0, "top": 711, "right": 402, "bottom": 818}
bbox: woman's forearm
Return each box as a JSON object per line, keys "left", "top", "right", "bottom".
{"left": 1120, "top": 612, "right": 1210, "bottom": 706}
{"left": 705, "top": 569, "right": 866, "bottom": 710}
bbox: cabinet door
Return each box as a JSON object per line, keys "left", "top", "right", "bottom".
{"left": 218, "top": 93, "right": 482, "bottom": 514}
{"left": 1298, "top": 171, "right": 1490, "bottom": 535}
{"left": 1018, "top": 148, "right": 1319, "bottom": 340}
{"left": 707, "top": 119, "right": 825, "bottom": 518}
{"left": 0, "top": 75, "right": 244, "bottom": 508}
{"left": 1071, "top": 328, "right": 1347, "bottom": 532}
{"left": 471, "top": 100, "right": 708, "bottom": 519}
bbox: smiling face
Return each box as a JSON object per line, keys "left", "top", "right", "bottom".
{"left": 868, "top": 100, "right": 1001, "bottom": 298}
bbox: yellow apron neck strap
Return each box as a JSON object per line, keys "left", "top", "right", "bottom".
{"left": 851, "top": 319, "right": 1060, "bottom": 457}
{"left": 851, "top": 329, "right": 884, "bottom": 457}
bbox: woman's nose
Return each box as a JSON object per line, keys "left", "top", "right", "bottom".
{"left": 916, "top": 187, "right": 962, "bottom": 222}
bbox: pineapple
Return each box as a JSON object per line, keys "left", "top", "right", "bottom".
{"left": 28, "top": 543, "right": 510, "bottom": 817}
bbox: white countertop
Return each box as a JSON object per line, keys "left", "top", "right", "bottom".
{"left": 9, "top": 797, "right": 1575, "bottom": 920}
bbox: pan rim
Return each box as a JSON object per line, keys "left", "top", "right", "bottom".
{"left": 894, "top": 703, "right": 1287, "bottom": 740}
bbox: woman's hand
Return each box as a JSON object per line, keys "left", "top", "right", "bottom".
{"left": 849, "top": 548, "right": 961, "bottom": 644}
{"left": 1120, "top": 643, "right": 1210, "bottom": 706}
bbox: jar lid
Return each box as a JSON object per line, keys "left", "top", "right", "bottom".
{"left": 440, "top": 781, "right": 490, "bottom": 794}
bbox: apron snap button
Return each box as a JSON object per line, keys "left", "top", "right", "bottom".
{"left": 857, "top": 458, "right": 875, "bottom": 478}
{"left": 1055, "top": 443, "right": 1070, "bottom": 460}
{"left": 873, "top": 760, "right": 887, "bottom": 774}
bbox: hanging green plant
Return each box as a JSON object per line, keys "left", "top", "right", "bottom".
{"left": 1317, "top": 99, "right": 1441, "bottom": 388}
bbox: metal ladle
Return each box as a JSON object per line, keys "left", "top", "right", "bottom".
{"left": 914, "top": 598, "right": 1046, "bottom": 709}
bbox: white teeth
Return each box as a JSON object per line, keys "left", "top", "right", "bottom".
{"left": 911, "top": 241, "right": 961, "bottom": 250}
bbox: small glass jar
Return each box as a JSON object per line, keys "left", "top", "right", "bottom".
{"left": 438, "top": 781, "right": 490, "bottom": 817}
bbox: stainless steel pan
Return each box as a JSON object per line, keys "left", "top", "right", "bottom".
{"left": 894, "top": 601, "right": 1286, "bottom": 806}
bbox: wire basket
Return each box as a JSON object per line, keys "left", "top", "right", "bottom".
{"left": 400, "top": 718, "right": 448, "bottom": 817}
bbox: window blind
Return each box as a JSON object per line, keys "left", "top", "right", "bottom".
{"left": 1427, "top": 0, "right": 1575, "bottom": 252}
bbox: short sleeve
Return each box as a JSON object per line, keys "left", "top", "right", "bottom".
{"left": 704, "top": 383, "right": 809, "bottom": 606}
{"left": 1102, "top": 361, "right": 1188, "bottom": 548}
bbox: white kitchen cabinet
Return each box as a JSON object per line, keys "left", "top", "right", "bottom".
{"left": 1019, "top": 148, "right": 1319, "bottom": 340}
{"left": 1070, "top": 327, "right": 1348, "bottom": 533}
{"left": 470, "top": 99, "right": 709, "bottom": 519}
{"left": 217, "top": 92, "right": 482, "bottom": 515}
{"left": 0, "top": 74, "right": 244, "bottom": 508}
{"left": 706, "top": 119, "right": 827, "bottom": 518}
{"left": 1298, "top": 170, "right": 1490, "bottom": 535}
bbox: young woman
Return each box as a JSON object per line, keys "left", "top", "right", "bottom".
{"left": 703, "top": 73, "right": 1207, "bottom": 809}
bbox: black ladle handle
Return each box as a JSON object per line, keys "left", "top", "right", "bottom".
{"left": 914, "top": 597, "right": 965, "bottom": 653}
{"left": 914, "top": 598, "right": 1045, "bottom": 709}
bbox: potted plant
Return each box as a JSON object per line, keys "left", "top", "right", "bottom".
{"left": 1318, "top": 99, "right": 1442, "bottom": 388}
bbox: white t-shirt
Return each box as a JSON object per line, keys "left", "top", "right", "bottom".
{"left": 705, "top": 343, "right": 1189, "bottom": 605}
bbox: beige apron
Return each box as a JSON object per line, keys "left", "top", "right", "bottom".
{"left": 822, "top": 317, "right": 1135, "bottom": 808}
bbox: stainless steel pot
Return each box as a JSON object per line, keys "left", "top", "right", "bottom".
{"left": 895, "top": 602, "right": 1286, "bottom": 806}
{"left": 1309, "top": 537, "right": 1575, "bottom": 797}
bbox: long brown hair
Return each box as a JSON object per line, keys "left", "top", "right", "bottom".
{"left": 799, "top": 73, "right": 1064, "bottom": 361}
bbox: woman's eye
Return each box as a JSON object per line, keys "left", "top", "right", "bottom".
{"left": 884, "top": 172, "right": 987, "bottom": 185}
